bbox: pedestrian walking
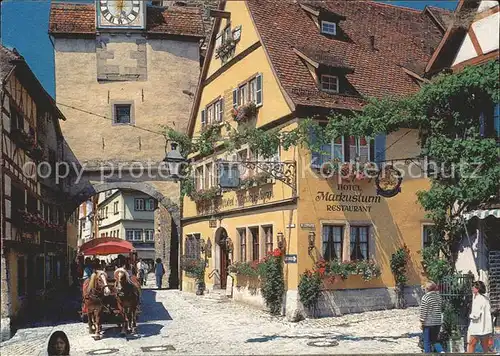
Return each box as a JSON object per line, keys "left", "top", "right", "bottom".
{"left": 155, "top": 258, "right": 165, "bottom": 289}
{"left": 420, "top": 281, "right": 444, "bottom": 353}
{"left": 136, "top": 258, "right": 147, "bottom": 286}
{"left": 467, "top": 280, "right": 493, "bottom": 353}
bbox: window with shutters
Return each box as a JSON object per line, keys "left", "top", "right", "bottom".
{"left": 200, "top": 98, "right": 224, "bottom": 128}
{"left": 233, "top": 74, "right": 263, "bottom": 110}
{"left": 311, "top": 127, "right": 375, "bottom": 168}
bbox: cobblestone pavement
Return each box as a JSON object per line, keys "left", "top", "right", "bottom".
{"left": 0, "top": 279, "right": 422, "bottom": 355}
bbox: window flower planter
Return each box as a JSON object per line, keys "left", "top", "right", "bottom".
{"left": 239, "top": 172, "right": 273, "bottom": 190}
{"left": 189, "top": 187, "right": 221, "bottom": 203}
{"left": 215, "top": 38, "right": 236, "bottom": 59}
{"left": 232, "top": 102, "right": 258, "bottom": 122}
{"left": 28, "top": 145, "right": 45, "bottom": 161}
{"left": 11, "top": 128, "right": 36, "bottom": 151}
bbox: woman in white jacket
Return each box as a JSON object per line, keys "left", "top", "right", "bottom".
{"left": 468, "top": 281, "right": 493, "bottom": 353}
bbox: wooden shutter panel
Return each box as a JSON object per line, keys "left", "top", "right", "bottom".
{"left": 256, "top": 73, "right": 263, "bottom": 107}
{"left": 310, "top": 128, "right": 322, "bottom": 169}
{"left": 374, "top": 134, "right": 386, "bottom": 164}
{"left": 201, "top": 109, "right": 206, "bottom": 127}
{"left": 232, "top": 89, "right": 238, "bottom": 109}
{"left": 219, "top": 98, "right": 224, "bottom": 122}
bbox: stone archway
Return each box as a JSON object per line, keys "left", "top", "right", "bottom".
{"left": 69, "top": 180, "right": 181, "bottom": 289}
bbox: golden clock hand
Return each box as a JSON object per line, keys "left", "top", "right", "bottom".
{"left": 117, "top": 0, "right": 124, "bottom": 13}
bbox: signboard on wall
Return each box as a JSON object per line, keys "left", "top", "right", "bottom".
{"left": 284, "top": 254, "right": 297, "bottom": 264}
{"left": 300, "top": 223, "right": 315, "bottom": 230}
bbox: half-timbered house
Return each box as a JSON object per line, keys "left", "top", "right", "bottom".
{"left": 1, "top": 45, "right": 73, "bottom": 337}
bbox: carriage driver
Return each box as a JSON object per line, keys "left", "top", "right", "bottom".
{"left": 82, "top": 257, "right": 93, "bottom": 281}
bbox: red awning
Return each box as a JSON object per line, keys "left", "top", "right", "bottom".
{"left": 79, "top": 237, "right": 135, "bottom": 256}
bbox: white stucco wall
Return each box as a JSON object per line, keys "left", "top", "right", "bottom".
{"left": 452, "top": 2, "right": 499, "bottom": 67}
{"left": 472, "top": 12, "right": 500, "bottom": 55}
{"left": 455, "top": 223, "right": 489, "bottom": 283}
{"left": 452, "top": 34, "right": 477, "bottom": 66}
{"left": 477, "top": 0, "right": 499, "bottom": 13}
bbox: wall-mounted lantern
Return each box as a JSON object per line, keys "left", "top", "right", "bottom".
{"left": 163, "top": 142, "right": 187, "bottom": 181}
{"left": 206, "top": 238, "right": 212, "bottom": 258}
{"left": 277, "top": 232, "right": 285, "bottom": 251}
{"left": 200, "top": 238, "right": 206, "bottom": 254}
{"left": 308, "top": 231, "right": 316, "bottom": 253}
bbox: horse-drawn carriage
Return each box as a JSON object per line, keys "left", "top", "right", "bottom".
{"left": 78, "top": 237, "right": 142, "bottom": 339}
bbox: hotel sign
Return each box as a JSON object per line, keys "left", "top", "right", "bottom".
{"left": 316, "top": 184, "right": 381, "bottom": 213}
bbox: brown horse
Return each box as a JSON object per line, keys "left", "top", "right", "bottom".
{"left": 83, "top": 271, "right": 111, "bottom": 338}
{"left": 114, "top": 268, "right": 141, "bottom": 335}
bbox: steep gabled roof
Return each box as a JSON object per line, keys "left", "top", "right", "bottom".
{"left": 187, "top": 0, "right": 448, "bottom": 136}
{"left": 49, "top": 3, "right": 205, "bottom": 38}
{"left": 424, "top": 0, "right": 482, "bottom": 75}
{"left": 0, "top": 45, "right": 66, "bottom": 132}
{"left": 246, "top": 0, "right": 445, "bottom": 111}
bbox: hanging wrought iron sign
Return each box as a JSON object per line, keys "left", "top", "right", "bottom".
{"left": 375, "top": 165, "right": 403, "bottom": 198}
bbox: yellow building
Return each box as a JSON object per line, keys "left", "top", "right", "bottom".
{"left": 181, "top": 0, "right": 449, "bottom": 318}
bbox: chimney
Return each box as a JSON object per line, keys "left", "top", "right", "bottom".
{"left": 369, "top": 35, "right": 375, "bottom": 50}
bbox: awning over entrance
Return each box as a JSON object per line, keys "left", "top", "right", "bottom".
{"left": 463, "top": 209, "right": 500, "bottom": 221}
{"left": 79, "top": 237, "right": 135, "bottom": 256}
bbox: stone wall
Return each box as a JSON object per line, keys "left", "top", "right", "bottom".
{"left": 312, "top": 285, "right": 423, "bottom": 317}
{"left": 53, "top": 35, "right": 200, "bottom": 164}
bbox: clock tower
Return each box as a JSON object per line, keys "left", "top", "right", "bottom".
{"left": 96, "top": 0, "right": 145, "bottom": 29}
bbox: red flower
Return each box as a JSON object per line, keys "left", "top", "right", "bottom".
{"left": 318, "top": 267, "right": 326, "bottom": 276}
{"left": 272, "top": 248, "right": 282, "bottom": 257}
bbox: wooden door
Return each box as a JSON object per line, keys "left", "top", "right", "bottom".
{"left": 220, "top": 243, "right": 228, "bottom": 289}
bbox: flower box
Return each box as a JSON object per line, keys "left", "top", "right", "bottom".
{"left": 232, "top": 102, "right": 258, "bottom": 122}
{"left": 11, "top": 128, "right": 36, "bottom": 151}
{"left": 190, "top": 187, "right": 221, "bottom": 203}
{"left": 28, "top": 145, "right": 45, "bottom": 161}
{"left": 215, "top": 38, "right": 236, "bottom": 59}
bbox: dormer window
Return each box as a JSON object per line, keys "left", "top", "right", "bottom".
{"left": 321, "top": 21, "right": 337, "bottom": 36}
{"left": 320, "top": 75, "right": 339, "bottom": 93}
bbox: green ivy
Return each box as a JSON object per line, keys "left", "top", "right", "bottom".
{"left": 259, "top": 253, "right": 285, "bottom": 315}
{"left": 298, "top": 271, "right": 322, "bottom": 312}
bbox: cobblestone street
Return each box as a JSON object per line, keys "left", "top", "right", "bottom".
{"left": 0, "top": 279, "right": 423, "bottom": 355}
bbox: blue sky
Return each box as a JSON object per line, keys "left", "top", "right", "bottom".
{"left": 1, "top": 0, "right": 458, "bottom": 98}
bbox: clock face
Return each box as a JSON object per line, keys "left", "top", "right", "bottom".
{"left": 99, "top": 0, "right": 141, "bottom": 26}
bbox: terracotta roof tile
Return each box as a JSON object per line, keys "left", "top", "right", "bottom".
{"left": 49, "top": 3, "right": 205, "bottom": 38}
{"left": 0, "top": 45, "right": 22, "bottom": 81}
{"left": 427, "top": 6, "right": 455, "bottom": 31}
{"left": 246, "top": 0, "right": 446, "bottom": 110}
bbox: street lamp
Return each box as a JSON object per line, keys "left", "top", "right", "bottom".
{"left": 163, "top": 142, "right": 187, "bottom": 180}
